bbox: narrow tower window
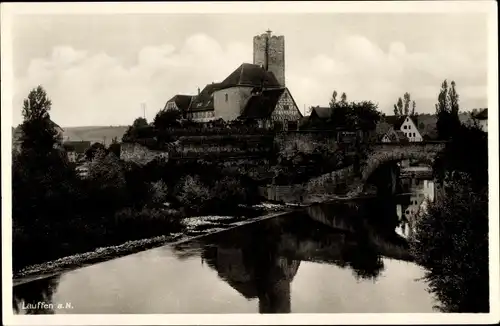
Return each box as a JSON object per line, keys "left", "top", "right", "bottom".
{"left": 225, "top": 94, "right": 228, "bottom": 102}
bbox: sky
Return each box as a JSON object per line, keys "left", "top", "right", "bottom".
{"left": 10, "top": 11, "right": 490, "bottom": 127}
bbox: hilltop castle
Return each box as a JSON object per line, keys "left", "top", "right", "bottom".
{"left": 165, "top": 30, "right": 302, "bottom": 131}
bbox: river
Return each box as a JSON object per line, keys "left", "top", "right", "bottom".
{"left": 12, "top": 177, "right": 438, "bottom": 314}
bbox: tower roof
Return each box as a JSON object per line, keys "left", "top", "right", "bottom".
{"left": 218, "top": 63, "right": 281, "bottom": 90}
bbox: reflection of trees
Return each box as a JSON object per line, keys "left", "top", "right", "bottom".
{"left": 341, "top": 233, "right": 385, "bottom": 281}
{"left": 359, "top": 196, "right": 401, "bottom": 234}
{"left": 13, "top": 275, "right": 60, "bottom": 314}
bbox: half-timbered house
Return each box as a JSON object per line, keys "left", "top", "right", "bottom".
{"left": 239, "top": 87, "right": 302, "bottom": 130}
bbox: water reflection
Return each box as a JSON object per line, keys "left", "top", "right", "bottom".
{"left": 396, "top": 178, "right": 435, "bottom": 239}
{"left": 171, "top": 202, "right": 412, "bottom": 313}
{"left": 13, "top": 276, "right": 60, "bottom": 315}
{"left": 13, "top": 182, "right": 435, "bottom": 314}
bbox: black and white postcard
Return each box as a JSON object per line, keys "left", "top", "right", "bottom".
{"left": 2, "top": 1, "right": 498, "bottom": 325}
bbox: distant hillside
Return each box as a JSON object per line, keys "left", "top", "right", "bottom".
{"left": 61, "top": 126, "right": 129, "bottom": 146}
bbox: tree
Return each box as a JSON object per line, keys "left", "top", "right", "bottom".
{"left": 132, "top": 117, "right": 148, "bottom": 128}
{"left": 435, "top": 79, "right": 461, "bottom": 140}
{"left": 13, "top": 86, "right": 80, "bottom": 270}
{"left": 393, "top": 97, "right": 404, "bottom": 116}
{"left": 412, "top": 120, "right": 488, "bottom": 312}
{"left": 340, "top": 92, "right": 347, "bottom": 104}
{"left": 393, "top": 93, "right": 416, "bottom": 117}
{"left": 149, "top": 180, "right": 169, "bottom": 206}
{"left": 176, "top": 175, "right": 210, "bottom": 213}
{"left": 154, "top": 108, "right": 182, "bottom": 130}
{"left": 434, "top": 123, "right": 488, "bottom": 190}
{"left": 411, "top": 173, "right": 488, "bottom": 312}
{"left": 108, "top": 142, "right": 121, "bottom": 158}
{"left": 122, "top": 116, "right": 156, "bottom": 143}
{"left": 349, "top": 101, "right": 382, "bottom": 131}
{"left": 87, "top": 148, "right": 127, "bottom": 210}
{"left": 85, "top": 142, "right": 108, "bottom": 161}
{"left": 329, "top": 90, "right": 338, "bottom": 108}
{"left": 403, "top": 92, "right": 411, "bottom": 116}
{"left": 20, "top": 86, "right": 61, "bottom": 155}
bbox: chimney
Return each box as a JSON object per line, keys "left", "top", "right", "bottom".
{"left": 198, "top": 87, "right": 200, "bottom": 95}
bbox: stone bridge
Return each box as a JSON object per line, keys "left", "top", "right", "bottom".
{"left": 302, "top": 141, "right": 447, "bottom": 201}
{"left": 361, "top": 142, "right": 446, "bottom": 182}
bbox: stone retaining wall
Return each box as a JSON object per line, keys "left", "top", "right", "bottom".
{"left": 120, "top": 142, "right": 168, "bottom": 165}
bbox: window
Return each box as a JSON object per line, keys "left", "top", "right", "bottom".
{"left": 225, "top": 94, "right": 228, "bottom": 102}
{"left": 403, "top": 125, "right": 407, "bottom": 129}
{"left": 283, "top": 105, "right": 289, "bottom": 111}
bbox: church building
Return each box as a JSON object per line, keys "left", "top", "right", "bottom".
{"left": 164, "top": 30, "right": 303, "bottom": 130}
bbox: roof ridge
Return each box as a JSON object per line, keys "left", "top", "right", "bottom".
{"left": 238, "top": 63, "right": 245, "bottom": 85}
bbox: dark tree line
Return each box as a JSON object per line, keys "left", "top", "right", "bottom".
{"left": 411, "top": 79, "right": 489, "bottom": 313}
{"left": 12, "top": 86, "right": 182, "bottom": 271}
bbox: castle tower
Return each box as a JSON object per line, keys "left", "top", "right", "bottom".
{"left": 253, "top": 30, "right": 285, "bottom": 87}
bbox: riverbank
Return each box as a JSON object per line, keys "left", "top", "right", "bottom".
{"left": 13, "top": 209, "right": 294, "bottom": 286}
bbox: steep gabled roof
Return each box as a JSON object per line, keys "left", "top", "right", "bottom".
{"left": 218, "top": 63, "right": 281, "bottom": 90}
{"left": 310, "top": 106, "right": 333, "bottom": 120}
{"left": 383, "top": 128, "right": 408, "bottom": 142}
{"left": 240, "top": 88, "right": 286, "bottom": 119}
{"left": 473, "top": 108, "right": 488, "bottom": 120}
{"left": 165, "top": 95, "right": 194, "bottom": 112}
{"left": 188, "top": 83, "right": 223, "bottom": 112}
{"left": 383, "top": 115, "right": 418, "bottom": 130}
{"left": 383, "top": 115, "right": 406, "bottom": 129}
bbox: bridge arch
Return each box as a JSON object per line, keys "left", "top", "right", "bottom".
{"left": 360, "top": 142, "right": 446, "bottom": 183}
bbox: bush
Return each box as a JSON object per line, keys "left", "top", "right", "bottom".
{"left": 211, "top": 176, "right": 247, "bottom": 205}
{"left": 149, "top": 180, "right": 169, "bottom": 206}
{"left": 86, "top": 149, "right": 127, "bottom": 211}
{"left": 410, "top": 173, "right": 488, "bottom": 312}
{"left": 176, "top": 175, "right": 211, "bottom": 213}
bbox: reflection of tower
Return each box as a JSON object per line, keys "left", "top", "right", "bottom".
{"left": 202, "top": 243, "right": 300, "bottom": 314}
{"left": 257, "top": 257, "right": 299, "bottom": 313}
{"left": 253, "top": 30, "right": 285, "bottom": 87}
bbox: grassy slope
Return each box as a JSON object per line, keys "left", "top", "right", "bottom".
{"left": 61, "top": 126, "right": 129, "bottom": 145}
{"left": 415, "top": 112, "right": 473, "bottom": 139}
